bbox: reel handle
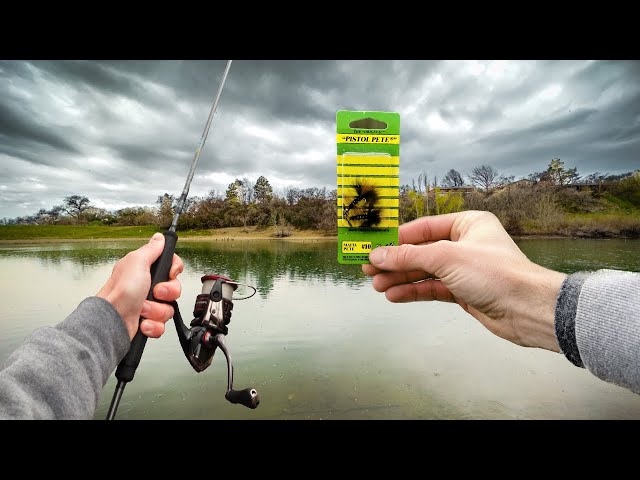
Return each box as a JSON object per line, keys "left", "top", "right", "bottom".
{"left": 225, "top": 388, "right": 260, "bottom": 409}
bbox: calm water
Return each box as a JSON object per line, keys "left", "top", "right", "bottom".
{"left": 0, "top": 237, "right": 639, "bottom": 420}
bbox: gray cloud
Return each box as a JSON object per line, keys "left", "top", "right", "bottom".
{"left": 0, "top": 101, "right": 80, "bottom": 159}
{"left": 1, "top": 59, "right": 639, "bottom": 219}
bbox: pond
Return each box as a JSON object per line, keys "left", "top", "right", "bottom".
{"left": 0, "top": 237, "right": 639, "bottom": 419}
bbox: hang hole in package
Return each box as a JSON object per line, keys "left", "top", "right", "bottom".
{"left": 337, "top": 110, "right": 400, "bottom": 264}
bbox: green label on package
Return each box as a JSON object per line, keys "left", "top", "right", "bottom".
{"left": 336, "top": 110, "right": 400, "bottom": 264}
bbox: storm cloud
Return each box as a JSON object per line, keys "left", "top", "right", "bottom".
{"left": 1, "top": 59, "right": 638, "bottom": 219}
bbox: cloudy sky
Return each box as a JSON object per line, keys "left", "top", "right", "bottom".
{"left": 1, "top": 60, "right": 638, "bottom": 220}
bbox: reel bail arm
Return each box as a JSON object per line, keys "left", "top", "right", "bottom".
{"left": 173, "top": 274, "right": 259, "bottom": 409}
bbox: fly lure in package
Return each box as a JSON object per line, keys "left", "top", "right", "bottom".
{"left": 336, "top": 110, "right": 400, "bottom": 264}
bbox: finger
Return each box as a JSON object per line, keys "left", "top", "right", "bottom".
{"left": 372, "top": 270, "right": 435, "bottom": 292}
{"left": 153, "top": 278, "right": 182, "bottom": 301}
{"left": 369, "top": 241, "right": 457, "bottom": 275}
{"left": 362, "top": 240, "right": 439, "bottom": 276}
{"left": 140, "top": 319, "right": 167, "bottom": 339}
{"left": 134, "top": 233, "right": 166, "bottom": 267}
{"left": 384, "top": 279, "right": 456, "bottom": 303}
{"left": 140, "top": 299, "right": 175, "bottom": 322}
{"left": 362, "top": 263, "right": 382, "bottom": 276}
{"left": 398, "top": 213, "right": 463, "bottom": 245}
{"left": 169, "top": 254, "right": 184, "bottom": 279}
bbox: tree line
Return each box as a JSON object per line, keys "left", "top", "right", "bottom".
{"left": 3, "top": 160, "right": 639, "bottom": 237}
{"left": 401, "top": 159, "right": 639, "bottom": 236}
{"left": 1, "top": 175, "right": 337, "bottom": 235}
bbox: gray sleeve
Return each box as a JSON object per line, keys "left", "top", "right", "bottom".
{"left": 0, "top": 296, "right": 131, "bottom": 419}
{"left": 555, "top": 269, "right": 640, "bottom": 395}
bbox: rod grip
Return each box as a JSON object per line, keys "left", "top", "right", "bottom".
{"left": 115, "top": 230, "right": 178, "bottom": 383}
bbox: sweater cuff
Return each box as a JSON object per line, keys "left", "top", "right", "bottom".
{"left": 555, "top": 273, "right": 589, "bottom": 368}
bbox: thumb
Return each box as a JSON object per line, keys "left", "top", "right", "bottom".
{"left": 368, "top": 241, "right": 454, "bottom": 274}
{"left": 137, "top": 232, "right": 165, "bottom": 266}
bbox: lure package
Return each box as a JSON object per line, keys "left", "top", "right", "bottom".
{"left": 336, "top": 110, "right": 400, "bottom": 264}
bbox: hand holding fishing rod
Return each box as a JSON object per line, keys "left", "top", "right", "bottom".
{"left": 107, "top": 60, "right": 234, "bottom": 420}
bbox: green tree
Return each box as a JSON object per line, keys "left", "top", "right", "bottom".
{"left": 253, "top": 175, "right": 273, "bottom": 204}
{"left": 225, "top": 178, "right": 254, "bottom": 204}
{"left": 225, "top": 179, "right": 244, "bottom": 204}
{"left": 398, "top": 184, "right": 415, "bottom": 223}
{"left": 408, "top": 189, "right": 424, "bottom": 218}
{"left": 435, "top": 188, "right": 464, "bottom": 213}
{"left": 224, "top": 178, "right": 254, "bottom": 227}
{"left": 547, "top": 158, "right": 580, "bottom": 186}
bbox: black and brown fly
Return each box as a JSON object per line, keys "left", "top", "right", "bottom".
{"left": 342, "top": 179, "right": 382, "bottom": 227}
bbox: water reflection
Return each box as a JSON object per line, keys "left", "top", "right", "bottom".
{"left": 0, "top": 243, "right": 125, "bottom": 269}
{"left": 515, "top": 237, "right": 640, "bottom": 273}
{"left": 180, "top": 240, "right": 366, "bottom": 297}
{"left": 0, "top": 240, "right": 367, "bottom": 299}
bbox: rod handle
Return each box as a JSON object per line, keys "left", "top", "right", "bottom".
{"left": 115, "top": 230, "right": 178, "bottom": 383}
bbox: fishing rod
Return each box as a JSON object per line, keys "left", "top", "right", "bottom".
{"left": 106, "top": 60, "right": 235, "bottom": 420}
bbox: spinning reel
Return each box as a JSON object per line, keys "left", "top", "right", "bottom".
{"left": 171, "top": 274, "right": 259, "bottom": 409}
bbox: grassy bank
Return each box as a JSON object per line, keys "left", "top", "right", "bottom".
{"left": 559, "top": 211, "right": 640, "bottom": 238}
{"left": 516, "top": 211, "right": 640, "bottom": 238}
{"left": 0, "top": 224, "right": 159, "bottom": 240}
{"left": 0, "top": 224, "right": 336, "bottom": 242}
{"left": 2, "top": 210, "right": 639, "bottom": 242}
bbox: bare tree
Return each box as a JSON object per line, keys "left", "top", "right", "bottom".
{"left": 498, "top": 175, "right": 515, "bottom": 187}
{"left": 442, "top": 169, "right": 464, "bottom": 187}
{"left": 534, "top": 190, "right": 563, "bottom": 232}
{"left": 206, "top": 189, "right": 224, "bottom": 200}
{"left": 417, "top": 172, "right": 429, "bottom": 192}
{"left": 583, "top": 171, "right": 608, "bottom": 183}
{"left": 156, "top": 193, "right": 176, "bottom": 229}
{"left": 583, "top": 171, "right": 609, "bottom": 195}
{"left": 283, "top": 186, "right": 300, "bottom": 206}
{"left": 469, "top": 165, "right": 500, "bottom": 192}
{"left": 64, "top": 195, "right": 90, "bottom": 217}
{"left": 528, "top": 171, "right": 551, "bottom": 183}
{"left": 241, "top": 177, "right": 255, "bottom": 204}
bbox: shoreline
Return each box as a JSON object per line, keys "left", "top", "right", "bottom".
{"left": 0, "top": 234, "right": 338, "bottom": 244}
{"left": 0, "top": 226, "right": 338, "bottom": 244}
{"left": 1, "top": 223, "right": 638, "bottom": 244}
{"left": 1, "top": 233, "right": 637, "bottom": 244}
